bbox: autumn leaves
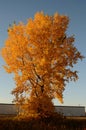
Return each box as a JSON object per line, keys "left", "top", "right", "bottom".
{"left": 1, "top": 12, "right": 84, "bottom": 115}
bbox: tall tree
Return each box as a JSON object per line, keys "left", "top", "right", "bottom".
{"left": 1, "top": 12, "right": 84, "bottom": 115}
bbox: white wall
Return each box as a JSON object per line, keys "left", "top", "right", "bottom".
{"left": 0, "top": 104, "right": 85, "bottom": 116}
{"left": 55, "top": 106, "right": 85, "bottom": 116}
{"left": 0, "top": 104, "right": 18, "bottom": 115}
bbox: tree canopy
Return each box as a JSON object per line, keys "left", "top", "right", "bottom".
{"left": 1, "top": 12, "right": 84, "bottom": 115}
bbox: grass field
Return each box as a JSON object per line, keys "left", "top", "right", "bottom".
{"left": 67, "top": 116, "right": 86, "bottom": 120}
{"left": 0, "top": 114, "right": 86, "bottom": 130}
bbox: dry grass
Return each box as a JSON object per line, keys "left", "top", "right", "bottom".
{"left": 0, "top": 114, "right": 86, "bottom": 130}
{"left": 67, "top": 116, "right": 86, "bottom": 120}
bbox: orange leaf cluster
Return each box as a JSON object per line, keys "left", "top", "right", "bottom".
{"left": 1, "top": 12, "right": 84, "bottom": 114}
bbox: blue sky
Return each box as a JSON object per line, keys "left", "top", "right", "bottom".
{"left": 0, "top": 0, "right": 86, "bottom": 107}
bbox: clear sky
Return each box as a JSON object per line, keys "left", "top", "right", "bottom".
{"left": 0, "top": 0, "right": 86, "bottom": 107}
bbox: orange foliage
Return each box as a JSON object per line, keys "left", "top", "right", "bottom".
{"left": 1, "top": 12, "right": 84, "bottom": 114}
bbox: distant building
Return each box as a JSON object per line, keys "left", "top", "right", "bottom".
{"left": 55, "top": 106, "right": 85, "bottom": 116}
{"left": 0, "top": 103, "right": 85, "bottom": 116}
{"left": 0, "top": 103, "right": 18, "bottom": 115}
